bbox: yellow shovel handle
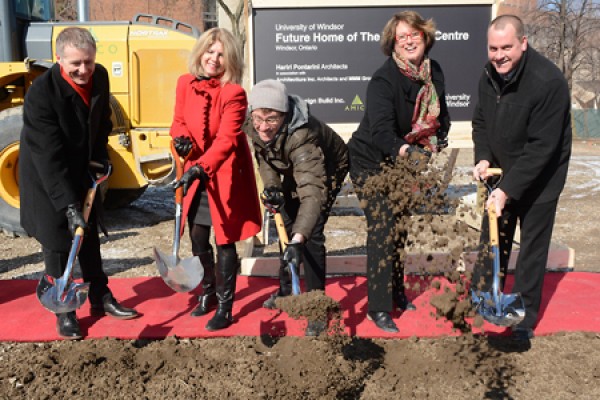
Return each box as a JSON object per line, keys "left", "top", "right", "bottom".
{"left": 273, "top": 212, "right": 289, "bottom": 250}
{"left": 488, "top": 203, "right": 499, "bottom": 247}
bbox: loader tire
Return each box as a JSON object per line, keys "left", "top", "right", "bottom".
{"left": 103, "top": 187, "right": 147, "bottom": 210}
{"left": 0, "top": 107, "right": 27, "bottom": 237}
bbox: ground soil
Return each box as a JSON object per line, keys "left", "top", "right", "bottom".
{"left": 1, "top": 140, "right": 599, "bottom": 399}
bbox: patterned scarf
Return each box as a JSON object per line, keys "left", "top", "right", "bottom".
{"left": 392, "top": 51, "right": 440, "bottom": 151}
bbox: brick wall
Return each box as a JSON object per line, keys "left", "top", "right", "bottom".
{"left": 89, "top": 0, "right": 206, "bottom": 31}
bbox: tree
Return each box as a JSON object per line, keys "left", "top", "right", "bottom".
{"left": 217, "top": 0, "right": 246, "bottom": 48}
{"left": 54, "top": 0, "right": 77, "bottom": 21}
{"left": 523, "top": 0, "right": 600, "bottom": 90}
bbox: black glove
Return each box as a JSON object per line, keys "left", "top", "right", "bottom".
{"left": 261, "top": 187, "right": 285, "bottom": 213}
{"left": 65, "top": 203, "right": 87, "bottom": 236}
{"left": 91, "top": 159, "right": 112, "bottom": 178}
{"left": 436, "top": 136, "right": 449, "bottom": 152}
{"left": 173, "top": 136, "right": 193, "bottom": 158}
{"left": 283, "top": 242, "right": 303, "bottom": 268}
{"left": 173, "top": 165, "right": 207, "bottom": 196}
{"left": 406, "top": 145, "right": 432, "bottom": 165}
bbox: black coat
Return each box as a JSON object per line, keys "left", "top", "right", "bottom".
{"left": 348, "top": 56, "right": 450, "bottom": 172}
{"left": 19, "top": 63, "right": 112, "bottom": 251}
{"left": 472, "top": 46, "right": 572, "bottom": 204}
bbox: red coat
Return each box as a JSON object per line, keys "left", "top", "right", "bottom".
{"left": 171, "top": 74, "right": 261, "bottom": 245}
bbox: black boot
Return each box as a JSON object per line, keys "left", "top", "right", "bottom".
{"left": 206, "top": 245, "right": 238, "bottom": 331}
{"left": 395, "top": 291, "right": 416, "bottom": 311}
{"left": 91, "top": 293, "right": 139, "bottom": 319}
{"left": 191, "top": 250, "right": 217, "bottom": 317}
{"left": 56, "top": 311, "right": 82, "bottom": 339}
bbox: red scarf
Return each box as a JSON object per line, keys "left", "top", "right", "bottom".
{"left": 392, "top": 52, "right": 440, "bottom": 152}
{"left": 60, "top": 66, "right": 93, "bottom": 107}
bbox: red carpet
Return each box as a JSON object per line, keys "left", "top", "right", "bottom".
{"left": 1, "top": 272, "right": 599, "bottom": 342}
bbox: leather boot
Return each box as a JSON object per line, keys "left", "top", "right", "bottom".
{"left": 206, "top": 246, "right": 238, "bottom": 331}
{"left": 191, "top": 251, "right": 217, "bottom": 317}
{"left": 91, "top": 293, "right": 139, "bottom": 319}
{"left": 56, "top": 311, "right": 82, "bottom": 339}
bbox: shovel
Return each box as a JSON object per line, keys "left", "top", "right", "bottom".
{"left": 36, "top": 164, "right": 111, "bottom": 314}
{"left": 471, "top": 168, "right": 525, "bottom": 327}
{"left": 273, "top": 212, "right": 301, "bottom": 295}
{"left": 153, "top": 143, "right": 204, "bottom": 292}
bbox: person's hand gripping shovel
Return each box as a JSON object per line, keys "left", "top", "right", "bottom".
{"left": 471, "top": 168, "right": 526, "bottom": 327}
{"left": 36, "top": 162, "right": 111, "bottom": 313}
{"left": 153, "top": 140, "right": 204, "bottom": 292}
{"left": 261, "top": 189, "right": 301, "bottom": 295}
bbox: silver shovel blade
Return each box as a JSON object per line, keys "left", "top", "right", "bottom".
{"left": 153, "top": 248, "right": 204, "bottom": 293}
{"left": 36, "top": 275, "right": 90, "bottom": 313}
{"left": 472, "top": 290, "right": 526, "bottom": 327}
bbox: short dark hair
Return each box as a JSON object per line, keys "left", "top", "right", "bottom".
{"left": 490, "top": 14, "right": 525, "bottom": 38}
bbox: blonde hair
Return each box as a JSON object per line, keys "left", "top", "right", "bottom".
{"left": 56, "top": 27, "right": 96, "bottom": 57}
{"left": 380, "top": 11, "right": 437, "bottom": 56}
{"left": 188, "top": 28, "right": 243, "bottom": 85}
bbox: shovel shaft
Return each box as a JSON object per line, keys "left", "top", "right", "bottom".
{"left": 57, "top": 185, "right": 96, "bottom": 292}
{"left": 488, "top": 203, "right": 503, "bottom": 315}
{"left": 273, "top": 213, "right": 301, "bottom": 295}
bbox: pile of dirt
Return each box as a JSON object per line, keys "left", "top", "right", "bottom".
{"left": 2, "top": 332, "right": 599, "bottom": 399}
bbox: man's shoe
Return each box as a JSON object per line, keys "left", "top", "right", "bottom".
{"left": 395, "top": 292, "right": 417, "bottom": 311}
{"left": 511, "top": 327, "right": 534, "bottom": 342}
{"left": 262, "top": 290, "right": 290, "bottom": 309}
{"left": 190, "top": 293, "right": 217, "bottom": 317}
{"left": 367, "top": 311, "right": 399, "bottom": 333}
{"left": 205, "top": 309, "right": 233, "bottom": 331}
{"left": 91, "top": 293, "right": 139, "bottom": 320}
{"left": 56, "top": 312, "right": 82, "bottom": 340}
{"left": 305, "top": 320, "right": 328, "bottom": 337}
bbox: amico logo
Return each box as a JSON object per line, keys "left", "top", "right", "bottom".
{"left": 344, "top": 95, "right": 364, "bottom": 112}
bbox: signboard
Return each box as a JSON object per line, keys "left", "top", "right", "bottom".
{"left": 252, "top": 4, "right": 491, "bottom": 127}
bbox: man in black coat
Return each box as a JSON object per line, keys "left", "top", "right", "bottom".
{"left": 471, "top": 15, "right": 572, "bottom": 343}
{"left": 20, "top": 27, "right": 138, "bottom": 339}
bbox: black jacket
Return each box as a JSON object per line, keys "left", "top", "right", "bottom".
{"left": 472, "top": 46, "right": 572, "bottom": 203}
{"left": 348, "top": 56, "right": 450, "bottom": 172}
{"left": 19, "top": 63, "right": 112, "bottom": 251}
{"left": 244, "top": 94, "right": 348, "bottom": 240}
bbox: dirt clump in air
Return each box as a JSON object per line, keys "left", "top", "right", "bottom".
{"left": 357, "top": 156, "right": 478, "bottom": 330}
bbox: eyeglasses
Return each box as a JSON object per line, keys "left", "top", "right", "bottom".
{"left": 395, "top": 31, "right": 423, "bottom": 43}
{"left": 251, "top": 115, "right": 282, "bottom": 126}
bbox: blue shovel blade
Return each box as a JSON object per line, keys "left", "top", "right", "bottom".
{"left": 472, "top": 289, "right": 526, "bottom": 327}
{"left": 36, "top": 275, "right": 90, "bottom": 314}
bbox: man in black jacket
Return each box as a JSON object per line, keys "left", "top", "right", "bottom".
{"left": 20, "top": 27, "right": 139, "bottom": 339}
{"left": 471, "top": 15, "right": 572, "bottom": 343}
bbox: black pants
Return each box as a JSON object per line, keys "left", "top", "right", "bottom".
{"left": 278, "top": 170, "right": 346, "bottom": 294}
{"left": 348, "top": 151, "right": 408, "bottom": 313}
{"left": 472, "top": 199, "right": 558, "bottom": 330}
{"left": 42, "top": 216, "right": 109, "bottom": 305}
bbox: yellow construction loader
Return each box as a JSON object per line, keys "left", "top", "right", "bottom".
{"left": 0, "top": 0, "right": 199, "bottom": 236}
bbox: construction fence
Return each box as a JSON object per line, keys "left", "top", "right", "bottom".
{"left": 572, "top": 109, "right": 600, "bottom": 139}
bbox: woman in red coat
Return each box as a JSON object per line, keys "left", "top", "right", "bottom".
{"left": 171, "top": 28, "right": 261, "bottom": 331}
